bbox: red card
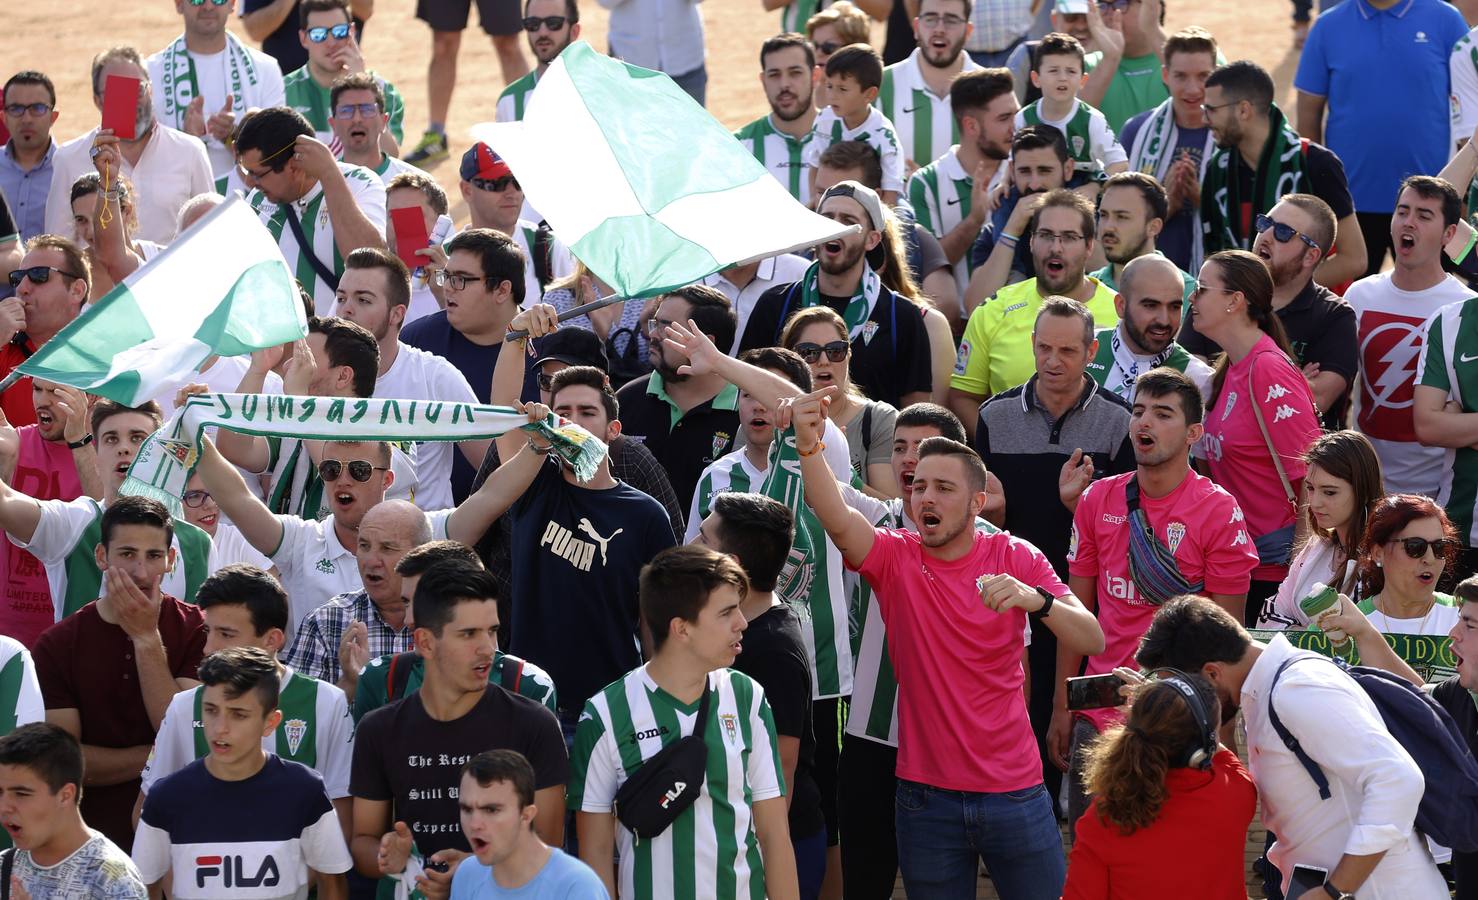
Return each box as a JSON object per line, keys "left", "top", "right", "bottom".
{"left": 101, "top": 75, "right": 141, "bottom": 139}
{"left": 390, "top": 206, "right": 431, "bottom": 268}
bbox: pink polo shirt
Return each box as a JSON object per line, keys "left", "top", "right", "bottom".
{"left": 1, "top": 425, "right": 83, "bottom": 646}
{"left": 854, "top": 527, "right": 1065, "bottom": 793}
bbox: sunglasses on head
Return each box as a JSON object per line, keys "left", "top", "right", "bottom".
{"left": 182, "top": 489, "right": 213, "bottom": 509}
{"left": 522, "top": 15, "right": 568, "bottom": 31}
{"left": 8, "top": 266, "right": 82, "bottom": 288}
{"left": 1391, "top": 537, "right": 1460, "bottom": 559}
{"left": 318, "top": 459, "right": 387, "bottom": 483}
{"left": 471, "top": 175, "right": 519, "bottom": 192}
{"left": 306, "top": 23, "right": 352, "bottom": 43}
{"left": 1254, "top": 214, "right": 1319, "bottom": 251}
{"left": 794, "top": 340, "right": 849, "bottom": 363}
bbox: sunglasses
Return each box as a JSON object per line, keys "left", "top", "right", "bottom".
{"left": 182, "top": 489, "right": 214, "bottom": 509}
{"left": 794, "top": 340, "right": 849, "bottom": 363}
{"left": 333, "top": 103, "right": 381, "bottom": 120}
{"left": 471, "top": 175, "right": 519, "bottom": 192}
{"left": 8, "top": 266, "right": 83, "bottom": 288}
{"left": 187, "top": 0, "right": 231, "bottom": 5}
{"left": 522, "top": 15, "right": 568, "bottom": 31}
{"left": 816, "top": 41, "right": 843, "bottom": 55}
{"left": 1391, "top": 537, "right": 1460, "bottom": 560}
{"left": 318, "top": 459, "right": 387, "bottom": 483}
{"left": 3, "top": 103, "right": 51, "bottom": 118}
{"left": 1254, "top": 214, "right": 1320, "bottom": 251}
{"left": 306, "top": 23, "right": 352, "bottom": 43}
{"left": 537, "top": 372, "right": 557, "bottom": 392}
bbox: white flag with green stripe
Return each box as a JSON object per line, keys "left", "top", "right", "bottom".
{"left": 473, "top": 41, "right": 851, "bottom": 298}
{"left": 3, "top": 195, "right": 306, "bottom": 405}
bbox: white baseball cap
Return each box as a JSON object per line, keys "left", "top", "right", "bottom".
{"left": 1055, "top": 0, "right": 1090, "bottom": 14}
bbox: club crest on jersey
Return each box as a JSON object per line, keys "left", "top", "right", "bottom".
{"left": 1222, "top": 391, "right": 1237, "bottom": 421}
{"left": 720, "top": 712, "right": 739, "bottom": 746}
{"left": 1072, "top": 135, "right": 1086, "bottom": 156}
{"left": 712, "top": 432, "right": 732, "bottom": 460}
{"left": 862, "top": 321, "right": 879, "bottom": 346}
{"left": 284, "top": 718, "right": 308, "bottom": 756}
{"left": 1166, "top": 522, "right": 1186, "bottom": 555}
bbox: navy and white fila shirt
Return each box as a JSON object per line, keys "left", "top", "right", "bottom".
{"left": 132, "top": 756, "right": 352, "bottom": 898}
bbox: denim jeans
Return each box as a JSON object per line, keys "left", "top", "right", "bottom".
{"left": 895, "top": 779, "right": 1066, "bottom": 900}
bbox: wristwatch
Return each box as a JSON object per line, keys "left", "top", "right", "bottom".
{"left": 1322, "top": 883, "right": 1354, "bottom": 900}
{"left": 67, "top": 433, "right": 94, "bottom": 450}
{"left": 1030, "top": 587, "right": 1055, "bottom": 621}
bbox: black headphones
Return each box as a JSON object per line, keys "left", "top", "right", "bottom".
{"left": 1151, "top": 668, "right": 1218, "bottom": 771}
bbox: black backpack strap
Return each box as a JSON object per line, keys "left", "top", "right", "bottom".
{"left": 773, "top": 282, "right": 802, "bottom": 345}
{"left": 387, "top": 651, "right": 419, "bottom": 702}
{"left": 694, "top": 681, "right": 713, "bottom": 738}
{"left": 860, "top": 403, "right": 873, "bottom": 460}
{"left": 532, "top": 221, "right": 555, "bottom": 288}
{"left": 2, "top": 845, "right": 15, "bottom": 900}
{"left": 497, "top": 654, "right": 524, "bottom": 693}
{"left": 1268, "top": 655, "right": 1333, "bottom": 800}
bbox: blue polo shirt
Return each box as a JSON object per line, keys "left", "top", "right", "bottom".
{"left": 1294, "top": 0, "right": 1468, "bottom": 212}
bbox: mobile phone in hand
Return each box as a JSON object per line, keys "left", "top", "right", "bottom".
{"left": 1066, "top": 673, "right": 1126, "bottom": 711}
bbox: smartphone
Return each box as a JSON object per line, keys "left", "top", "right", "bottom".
{"left": 423, "top": 859, "right": 450, "bottom": 873}
{"left": 1066, "top": 674, "right": 1125, "bottom": 711}
{"left": 1289, "top": 864, "right": 1329, "bottom": 896}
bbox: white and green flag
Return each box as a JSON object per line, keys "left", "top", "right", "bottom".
{"left": 472, "top": 41, "right": 852, "bottom": 298}
{"left": 2, "top": 195, "right": 306, "bottom": 405}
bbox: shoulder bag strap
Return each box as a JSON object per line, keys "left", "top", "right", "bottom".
{"left": 281, "top": 202, "right": 340, "bottom": 292}
{"left": 1247, "top": 363, "right": 1296, "bottom": 507}
{"left": 694, "top": 682, "right": 713, "bottom": 738}
{"left": 2, "top": 845, "right": 15, "bottom": 900}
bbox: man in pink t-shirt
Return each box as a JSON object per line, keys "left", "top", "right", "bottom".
{"left": 1051, "top": 367, "right": 1258, "bottom": 834}
{"left": 785, "top": 385, "right": 1105, "bottom": 900}
{"left": 0, "top": 380, "right": 95, "bottom": 646}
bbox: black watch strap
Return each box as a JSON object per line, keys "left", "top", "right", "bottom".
{"left": 67, "top": 433, "right": 94, "bottom": 450}
{"left": 1030, "top": 587, "right": 1055, "bottom": 621}
{"left": 1322, "top": 883, "right": 1353, "bottom": 900}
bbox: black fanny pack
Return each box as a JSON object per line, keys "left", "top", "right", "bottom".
{"left": 614, "top": 687, "right": 712, "bottom": 841}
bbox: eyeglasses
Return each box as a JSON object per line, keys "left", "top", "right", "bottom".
{"left": 7, "top": 266, "right": 83, "bottom": 288}
{"left": 537, "top": 372, "right": 557, "bottom": 392}
{"left": 1254, "top": 213, "right": 1320, "bottom": 251}
{"left": 1200, "top": 102, "right": 1234, "bottom": 116}
{"left": 306, "top": 23, "right": 352, "bottom": 43}
{"left": 3, "top": 103, "right": 52, "bottom": 118}
{"left": 471, "top": 175, "right": 520, "bottom": 192}
{"left": 318, "top": 459, "right": 388, "bottom": 483}
{"left": 187, "top": 0, "right": 231, "bottom": 5}
{"left": 333, "top": 103, "right": 381, "bottom": 120}
{"left": 815, "top": 40, "right": 843, "bottom": 56}
{"left": 644, "top": 317, "right": 675, "bottom": 336}
{"left": 1032, "top": 229, "right": 1085, "bottom": 247}
{"left": 182, "top": 489, "right": 214, "bottom": 509}
{"left": 917, "top": 13, "right": 967, "bottom": 27}
{"left": 434, "top": 269, "right": 485, "bottom": 291}
{"left": 522, "top": 15, "right": 568, "bottom": 31}
{"left": 1190, "top": 281, "right": 1237, "bottom": 299}
{"left": 1392, "top": 537, "right": 1461, "bottom": 560}
{"left": 793, "top": 340, "right": 850, "bottom": 363}
{"left": 1098, "top": 0, "right": 1132, "bottom": 10}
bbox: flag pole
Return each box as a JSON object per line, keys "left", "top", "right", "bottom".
{"left": 505, "top": 292, "right": 629, "bottom": 339}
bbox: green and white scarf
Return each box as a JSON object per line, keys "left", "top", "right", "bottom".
{"left": 797, "top": 260, "right": 883, "bottom": 338}
{"left": 120, "top": 392, "right": 607, "bottom": 516}
{"left": 1128, "top": 98, "right": 1214, "bottom": 271}
{"left": 157, "top": 32, "right": 261, "bottom": 129}
{"left": 1202, "top": 104, "right": 1306, "bottom": 254}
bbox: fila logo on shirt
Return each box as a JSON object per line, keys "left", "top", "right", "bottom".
{"left": 196, "top": 855, "right": 280, "bottom": 889}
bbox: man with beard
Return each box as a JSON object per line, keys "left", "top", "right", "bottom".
{"left": 950, "top": 188, "right": 1118, "bottom": 434}
{"left": 878, "top": 0, "right": 982, "bottom": 171}
{"left": 615, "top": 285, "right": 740, "bottom": 510}
{"left": 737, "top": 181, "right": 935, "bottom": 411}
{"left": 1088, "top": 171, "right": 1195, "bottom": 297}
{"left": 787, "top": 384, "right": 1104, "bottom": 900}
{"left": 1086, "top": 254, "right": 1211, "bottom": 402}
{"left": 145, "top": 0, "right": 285, "bottom": 180}
{"left": 498, "top": 0, "right": 581, "bottom": 122}
{"left": 908, "top": 68, "right": 1017, "bottom": 303}
{"left": 1051, "top": 367, "right": 1256, "bottom": 834}
{"left": 1136, "top": 596, "right": 1444, "bottom": 900}
{"left": 1, "top": 72, "right": 62, "bottom": 243}
{"left": 328, "top": 73, "right": 423, "bottom": 182}
{"left": 1200, "top": 61, "right": 1365, "bottom": 288}
{"left": 1181, "top": 193, "right": 1357, "bottom": 430}
{"left": 44, "top": 48, "right": 213, "bottom": 245}
{"left": 283, "top": 0, "right": 405, "bottom": 151}
{"left": 736, "top": 33, "right": 819, "bottom": 204}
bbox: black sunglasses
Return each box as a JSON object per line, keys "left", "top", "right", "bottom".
{"left": 816, "top": 40, "right": 843, "bottom": 55}
{"left": 471, "top": 175, "right": 520, "bottom": 192}
{"left": 318, "top": 459, "right": 387, "bottom": 483}
{"left": 1391, "top": 537, "right": 1460, "bottom": 559}
{"left": 522, "top": 15, "right": 568, "bottom": 31}
{"left": 537, "top": 372, "right": 556, "bottom": 392}
{"left": 8, "top": 266, "right": 83, "bottom": 288}
{"left": 182, "top": 489, "right": 213, "bottom": 509}
{"left": 1254, "top": 214, "right": 1320, "bottom": 252}
{"left": 794, "top": 340, "right": 849, "bottom": 363}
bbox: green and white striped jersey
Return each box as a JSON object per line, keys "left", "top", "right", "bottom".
{"left": 248, "top": 163, "right": 387, "bottom": 317}
{"left": 877, "top": 48, "right": 981, "bottom": 168}
{"left": 568, "top": 665, "right": 784, "bottom": 900}
{"left": 804, "top": 107, "right": 905, "bottom": 194}
{"left": 0, "top": 637, "right": 44, "bottom": 735}
{"left": 13, "top": 497, "right": 215, "bottom": 622}
{"left": 907, "top": 145, "right": 975, "bottom": 299}
{"left": 779, "top": 0, "right": 824, "bottom": 34}
{"left": 734, "top": 115, "right": 814, "bottom": 203}
{"left": 497, "top": 71, "right": 539, "bottom": 122}
{"left": 1419, "top": 297, "right": 1478, "bottom": 544}
{"left": 1084, "top": 325, "right": 1214, "bottom": 402}
{"left": 140, "top": 666, "right": 353, "bottom": 798}
{"left": 1017, "top": 98, "right": 1126, "bottom": 175}
{"left": 373, "top": 154, "right": 427, "bottom": 182}
{"left": 282, "top": 66, "right": 406, "bottom": 145}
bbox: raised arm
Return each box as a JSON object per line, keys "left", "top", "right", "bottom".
{"left": 294, "top": 136, "right": 386, "bottom": 259}
{"left": 444, "top": 402, "right": 552, "bottom": 544}
{"left": 0, "top": 473, "right": 44, "bottom": 546}
{"left": 780, "top": 387, "right": 877, "bottom": 567}
{"left": 662, "top": 318, "right": 802, "bottom": 407}
{"left": 87, "top": 134, "right": 144, "bottom": 285}
{"left": 241, "top": 0, "right": 297, "bottom": 41}
{"left": 214, "top": 346, "right": 291, "bottom": 474}
{"left": 492, "top": 306, "right": 552, "bottom": 462}
{"left": 194, "top": 433, "right": 285, "bottom": 558}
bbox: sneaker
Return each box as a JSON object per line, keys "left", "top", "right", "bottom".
{"left": 404, "top": 131, "right": 449, "bottom": 164}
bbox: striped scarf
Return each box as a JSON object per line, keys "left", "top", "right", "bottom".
{"left": 1128, "top": 98, "right": 1214, "bottom": 271}
{"left": 1201, "top": 104, "right": 1306, "bottom": 254}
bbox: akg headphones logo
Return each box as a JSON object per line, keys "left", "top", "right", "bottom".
{"left": 196, "top": 855, "right": 281, "bottom": 889}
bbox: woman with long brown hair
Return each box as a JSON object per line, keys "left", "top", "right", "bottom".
{"left": 1194, "top": 250, "right": 1321, "bottom": 627}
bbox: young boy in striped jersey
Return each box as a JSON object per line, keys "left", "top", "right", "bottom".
{"left": 803, "top": 44, "right": 904, "bottom": 204}
{"left": 138, "top": 565, "right": 354, "bottom": 835}
{"left": 569, "top": 545, "right": 800, "bottom": 900}
{"left": 1015, "top": 32, "right": 1126, "bottom": 183}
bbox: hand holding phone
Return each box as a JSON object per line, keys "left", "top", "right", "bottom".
{"left": 1066, "top": 673, "right": 1126, "bottom": 711}
{"left": 1288, "top": 864, "right": 1329, "bottom": 898}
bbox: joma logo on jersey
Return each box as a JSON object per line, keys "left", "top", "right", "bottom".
{"left": 629, "top": 725, "right": 669, "bottom": 743}
{"left": 659, "top": 782, "right": 688, "bottom": 809}
{"left": 196, "top": 855, "right": 280, "bottom": 889}
{"left": 539, "top": 521, "right": 597, "bottom": 572}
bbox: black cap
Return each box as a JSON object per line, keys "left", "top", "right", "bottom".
{"left": 533, "top": 326, "right": 609, "bottom": 372}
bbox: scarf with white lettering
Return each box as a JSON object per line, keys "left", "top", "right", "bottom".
{"left": 120, "top": 393, "right": 606, "bottom": 516}
{"left": 158, "top": 32, "right": 261, "bottom": 129}
{"left": 797, "top": 260, "right": 882, "bottom": 338}
{"left": 1129, "top": 97, "right": 1214, "bottom": 271}
{"left": 1202, "top": 104, "right": 1306, "bottom": 256}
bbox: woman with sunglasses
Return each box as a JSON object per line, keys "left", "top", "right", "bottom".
{"left": 780, "top": 306, "right": 900, "bottom": 498}
{"left": 1342, "top": 494, "right": 1463, "bottom": 636}
{"left": 1194, "top": 250, "right": 1321, "bottom": 627}
{"left": 1261, "top": 430, "right": 1386, "bottom": 629}
{"left": 803, "top": 2, "right": 872, "bottom": 111}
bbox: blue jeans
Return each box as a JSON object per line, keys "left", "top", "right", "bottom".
{"left": 895, "top": 780, "right": 1065, "bottom": 900}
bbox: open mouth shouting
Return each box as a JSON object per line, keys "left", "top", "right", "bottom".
{"left": 1417, "top": 569, "right": 1437, "bottom": 587}
{"left": 918, "top": 507, "right": 942, "bottom": 531}
{"left": 1395, "top": 231, "right": 1417, "bottom": 256}
{"left": 822, "top": 239, "right": 845, "bottom": 257}
{"left": 469, "top": 835, "right": 491, "bottom": 855}
{"left": 473, "top": 660, "right": 491, "bottom": 680}
{"left": 1134, "top": 431, "right": 1156, "bottom": 452}
{"left": 333, "top": 490, "right": 356, "bottom": 511}
{"left": 1042, "top": 255, "right": 1067, "bottom": 279}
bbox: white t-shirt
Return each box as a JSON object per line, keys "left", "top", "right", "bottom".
{"left": 208, "top": 521, "right": 273, "bottom": 571}
{"left": 145, "top": 39, "right": 287, "bottom": 177}
{"left": 702, "top": 253, "right": 812, "bottom": 354}
{"left": 404, "top": 279, "right": 442, "bottom": 326}
{"left": 372, "top": 343, "right": 480, "bottom": 511}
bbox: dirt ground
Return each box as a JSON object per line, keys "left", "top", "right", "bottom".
{"left": 8, "top": 0, "right": 1303, "bottom": 225}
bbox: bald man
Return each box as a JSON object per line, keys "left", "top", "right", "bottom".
{"left": 1086, "top": 255, "right": 1213, "bottom": 402}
